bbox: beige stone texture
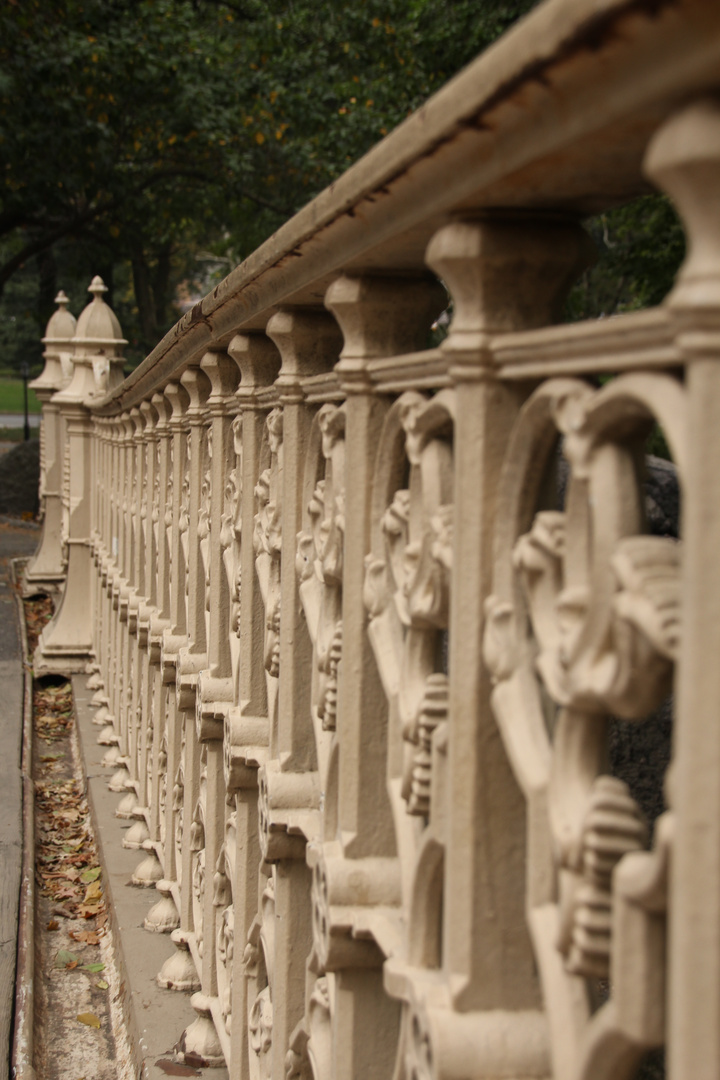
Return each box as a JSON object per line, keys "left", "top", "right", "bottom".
{"left": 26, "top": 2, "right": 720, "bottom": 1078}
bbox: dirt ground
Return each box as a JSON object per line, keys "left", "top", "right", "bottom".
{"left": 23, "top": 593, "right": 134, "bottom": 1080}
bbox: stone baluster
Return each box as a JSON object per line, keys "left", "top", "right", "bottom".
{"left": 24, "top": 291, "right": 76, "bottom": 592}
{"left": 88, "top": 416, "right": 107, "bottom": 685}
{"left": 143, "top": 390, "right": 181, "bottom": 930}
{"left": 36, "top": 276, "right": 126, "bottom": 675}
{"left": 161, "top": 381, "right": 191, "bottom": 685}
{"left": 105, "top": 414, "right": 128, "bottom": 757}
{"left": 137, "top": 397, "right": 162, "bottom": 848}
{"left": 103, "top": 420, "right": 124, "bottom": 740}
{"left": 123, "top": 399, "right": 159, "bottom": 852}
{"left": 182, "top": 351, "right": 240, "bottom": 1065}
{"left": 645, "top": 97, "right": 720, "bottom": 1080}
{"left": 415, "top": 216, "right": 591, "bottom": 1049}
{"left": 94, "top": 418, "right": 120, "bottom": 754}
{"left": 225, "top": 331, "right": 281, "bottom": 1077}
{"left": 108, "top": 411, "right": 138, "bottom": 804}
{"left": 154, "top": 381, "right": 196, "bottom": 972}
{"left": 257, "top": 309, "right": 342, "bottom": 1080}
{"left": 176, "top": 364, "right": 211, "bottom": 944}
{"left": 124, "top": 407, "right": 147, "bottom": 812}
{"left": 310, "top": 273, "right": 445, "bottom": 1080}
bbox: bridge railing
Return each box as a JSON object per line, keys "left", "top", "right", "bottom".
{"left": 25, "top": 1, "right": 720, "bottom": 1077}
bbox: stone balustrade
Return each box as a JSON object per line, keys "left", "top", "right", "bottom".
{"left": 23, "top": 1, "right": 720, "bottom": 1078}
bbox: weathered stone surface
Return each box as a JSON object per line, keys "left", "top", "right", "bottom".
{"left": 15, "top": 8, "right": 720, "bottom": 1080}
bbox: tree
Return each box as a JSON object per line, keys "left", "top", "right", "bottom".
{"left": 0, "top": 0, "right": 682, "bottom": 370}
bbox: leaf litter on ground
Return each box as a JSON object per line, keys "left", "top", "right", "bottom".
{"left": 25, "top": 596, "right": 109, "bottom": 997}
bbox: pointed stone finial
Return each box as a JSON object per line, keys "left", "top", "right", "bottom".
{"left": 54, "top": 290, "right": 70, "bottom": 308}
{"left": 88, "top": 275, "right": 108, "bottom": 300}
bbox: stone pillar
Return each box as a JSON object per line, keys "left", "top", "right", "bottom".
{"left": 225, "top": 331, "right": 280, "bottom": 1078}
{"left": 645, "top": 98, "right": 720, "bottom": 1080}
{"left": 23, "top": 291, "right": 76, "bottom": 593}
{"left": 424, "top": 217, "right": 591, "bottom": 1028}
{"left": 35, "top": 276, "right": 126, "bottom": 675}
{"left": 260, "top": 309, "right": 342, "bottom": 1080}
{"left": 314, "top": 273, "right": 444, "bottom": 1080}
{"left": 183, "top": 352, "right": 240, "bottom": 1065}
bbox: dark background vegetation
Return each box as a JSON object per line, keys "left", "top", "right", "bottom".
{"left": 0, "top": 0, "right": 685, "bottom": 374}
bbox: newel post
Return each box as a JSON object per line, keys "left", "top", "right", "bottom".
{"left": 23, "top": 291, "right": 76, "bottom": 593}
{"left": 35, "top": 276, "right": 127, "bottom": 675}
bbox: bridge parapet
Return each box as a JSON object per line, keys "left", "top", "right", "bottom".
{"left": 29, "top": 2, "right": 720, "bottom": 1077}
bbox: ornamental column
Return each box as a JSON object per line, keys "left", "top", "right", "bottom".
{"left": 35, "top": 276, "right": 127, "bottom": 675}
{"left": 23, "top": 291, "right": 76, "bottom": 593}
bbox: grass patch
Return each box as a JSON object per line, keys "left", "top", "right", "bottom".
{"left": 0, "top": 378, "right": 41, "bottom": 414}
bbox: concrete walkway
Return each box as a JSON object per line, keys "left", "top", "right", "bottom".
{"left": 0, "top": 524, "right": 38, "bottom": 1080}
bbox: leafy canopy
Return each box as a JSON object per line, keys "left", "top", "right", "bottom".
{"left": 0, "top": 0, "right": 683, "bottom": 370}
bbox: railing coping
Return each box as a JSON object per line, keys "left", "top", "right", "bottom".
{"left": 91, "top": 0, "right": 720, "bottom": 416}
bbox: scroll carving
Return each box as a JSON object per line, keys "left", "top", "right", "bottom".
{"left": 483, "top": 373, "right": 685, "bottom": 1079}
{"left": 364, "top": 390, "right": 455, "bottom": 821}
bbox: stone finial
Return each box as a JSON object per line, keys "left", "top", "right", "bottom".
{"left": 52, "top": 274, "right": 128, "bottom": 402}
{"left": 42, "top": 290, "right": 77, "bottom": 347}
{"left": 73, "top": 274, "right": 126, "bottom": 356}
{"left": 88, "top": 275, "right": 109, "bottom": 297}
{"left": 32, "top": 289, "right": 77, "bottom": 394}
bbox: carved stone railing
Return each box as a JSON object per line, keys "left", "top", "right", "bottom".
{"left": 26, "top": 2, "right": 720, "bottom": 1078}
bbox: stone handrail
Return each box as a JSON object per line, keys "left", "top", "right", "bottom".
{"left": 23, "top": 0, "right": 720, "bottom": 1077}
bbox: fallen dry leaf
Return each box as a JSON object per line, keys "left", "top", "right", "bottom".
{"left": 76, "top": 1012, "right": 101, "bottom": 1029}
{"left": 47, "top": 920, "right": 59, "bottom": 931}
{"left": 70, "top": 930, "right": 100, "bottom": 945}
{"left": 182, "top": 1052, "right": 209, "bottom": 1069}
{"left": 79, "top": 903, "right": 104, "bottom": 919}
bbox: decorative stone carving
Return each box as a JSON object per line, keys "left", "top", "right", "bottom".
{"left": 258, "top": 761, "right": 321, "bottom": 864}
{"left": 308, "top": 842, "right": 400, "bottom": 973}
{"left": 157, "top": 927, "right": 200, "bottom": 992}
{"left": 482, "top": 371, "right": 685, "bottom": 1078}
{"left": 559, "top": 775, "right": 648, "bottom": 979}
{"left": 364, "top": 390, "right": 455, "bottom": 819}
{"left": 144, "top": 879, "right": 181, "bottom": 933}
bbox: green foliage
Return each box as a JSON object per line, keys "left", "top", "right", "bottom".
{"left": 0, "top": 0, "right": 686, "bottom": 370}
{"left": 0, "top": 0, "right": 539, "bottom": 362}
{"left": 566, "top": 195, "right": 686, "bottom": 321}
